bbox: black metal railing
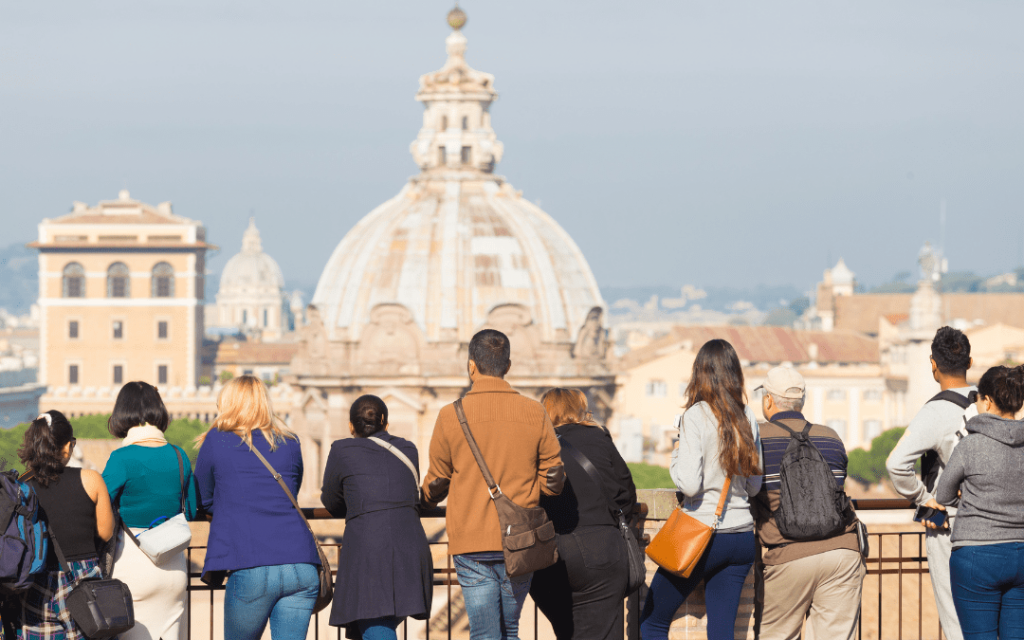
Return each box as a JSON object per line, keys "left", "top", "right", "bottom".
{"left": 183, "top": 498, "right": 939, "bottom": 640}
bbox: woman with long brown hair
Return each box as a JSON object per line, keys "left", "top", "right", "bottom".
{"left": 193, "top": 375, "right": 320, "bottom": 640}
{"left": 640, "top": 339, "right": 763, "bottom": 640}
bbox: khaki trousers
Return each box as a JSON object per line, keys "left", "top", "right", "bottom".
{"left": 760, "top": 548, "right": 866, "bottom": 640}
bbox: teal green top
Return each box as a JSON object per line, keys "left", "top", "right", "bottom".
{"left": 102, "top": 444, "right": 198, "bottom": 529}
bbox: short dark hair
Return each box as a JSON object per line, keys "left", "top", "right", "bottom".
{"left": 349, "top": 395, "right": 388, "bottom": 438}
{"left": 108, "top": 381, "right": 169, "bottom": 438}
{"left": 978, "top": 365, "right": 1024, "bottom": 415}
{"left": 931, "top": 326, "right": 971, "bottom": 376}
{"left": 469, "top": 329, "right": 511, "bottom": 377}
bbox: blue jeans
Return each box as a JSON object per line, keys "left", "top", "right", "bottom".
{"left": 357, "top": 615, "right": 402, "bottom": 640}
{"left": 640, "top": 530, "right": 756, "bottom": 640}
{"left": 454, "top": 555, "right": 533, "bottom": 640}
{"left": 224, "top": 563, "right": 320, "bottom": 640}
{"left": 950, "top": 543, "right": 1024, "bottom": 640}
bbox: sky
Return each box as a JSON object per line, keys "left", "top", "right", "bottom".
{"left": 2, "top": 1, "right": 1023, "bottom": 295}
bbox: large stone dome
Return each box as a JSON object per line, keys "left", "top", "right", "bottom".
{"left": 311, "top": 25, "right": 604, "bottom": 351}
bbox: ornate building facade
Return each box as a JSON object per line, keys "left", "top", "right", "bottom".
{"left": 288, "top": 9, "right": 614, "bottom": 501}
{"left": 32, "top": 191, "right": 212, "bottom": 415}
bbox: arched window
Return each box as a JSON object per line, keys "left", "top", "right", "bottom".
{"left": 62, "top": 263, "right": 85, "bottom": 298}
{"left": 151, "top": 262, "right": 174, "bottom": 298}
{"left": 107, "top": 262, "right": 130, "bottom": 298}
{"left": 440, "top": 115, "right": 448, "bottom": 130}
{"left": 461, "top": 116, "right": 468, "bottom": 130}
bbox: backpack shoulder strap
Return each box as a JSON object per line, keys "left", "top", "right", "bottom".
{"left": 367, "top": 436, "right": 421, "bottom": 501}
{"left": 929, "top": 390, "right": 973, "bottom": 410}
{"left": 453, "top": 399, "right": 501, "bottom": 498}
{"left": 558, "top": 436, "right": 622, "bottom": 517}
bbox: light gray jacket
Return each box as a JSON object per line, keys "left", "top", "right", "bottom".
{"left": 885, "top": 386, "right": 975, "bottom": 515}
{"left": 670, "top": 402, "right": 763, "bottom": 532}
{"left": 936, "top": 413, "right": 1024, "bottom": 547}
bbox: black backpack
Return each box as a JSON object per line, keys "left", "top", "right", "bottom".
{"left": 772, "top": 420, "right": 849, "bottom": 541}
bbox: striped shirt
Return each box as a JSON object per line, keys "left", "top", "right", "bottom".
{"left": 753, "top": 412, "right": 859, "bottom": 565}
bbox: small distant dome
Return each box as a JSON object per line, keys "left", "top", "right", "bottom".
{"left": 219, "top": 218, "right": 285, "bottom": 293}
{"left": 447, "top": 5, "right": 467, "bottom": 30}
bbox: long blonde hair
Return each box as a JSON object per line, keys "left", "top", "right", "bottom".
{"left": 195, "top": 375, "right": 296, "bottom": 451}
{"left": 541, "top": 388, "right": 599, "bottom": 428}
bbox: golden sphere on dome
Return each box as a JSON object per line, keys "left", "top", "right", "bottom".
{"left": 447, "top": 5, "right": 467, "bottom": 30}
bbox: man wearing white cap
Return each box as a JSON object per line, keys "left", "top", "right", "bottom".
{"left": 751, "top": 366, "right": 866, "bottom": 640}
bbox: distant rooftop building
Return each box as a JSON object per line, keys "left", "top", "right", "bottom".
{"left": 30, "top": 190, "right": 213, "bottom": 414}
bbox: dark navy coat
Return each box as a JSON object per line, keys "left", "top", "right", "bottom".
{"left": 321, "top": 431, "right": 433, "bottom": 635}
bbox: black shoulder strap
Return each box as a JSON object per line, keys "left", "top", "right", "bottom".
{"left": 929, "top": 390, "right": 973, "bottom": 410}
{"left": 557, "top": 437, "right": 623, "bottom": 517}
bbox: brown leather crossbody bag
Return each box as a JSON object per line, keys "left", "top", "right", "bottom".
{"left": 645, "top": 477, "right": 731, "bottom": 578}
{"left": 453, "top": 399, "right": 558, "bottom": 577}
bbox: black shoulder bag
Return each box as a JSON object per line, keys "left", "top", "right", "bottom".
{"left": 557, "top": 437, "right": 646, "bottom": 594}
{"left": 49, "top": 532, "right": 134, "bottom": 638}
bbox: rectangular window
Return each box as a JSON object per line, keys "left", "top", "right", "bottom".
{"left": 113, "top": 365, "right": 123, "bottom": 385}
{"left": 863, "top": 389, "right": 883, "bottom": 401}
{"left": 69, "top": 365, "right": 79, "bottom": 385}
{"left": 826, "top": 389, "right": 847, "bottom": 401}
{"left": 827, "top": 419, "right": 848, "bottom": 439}
{"left": 645, "top": 380, "right": 668, "bottom": 398}
{"left": 439, "top": 147, "right": 447, "bottom": 165}
{"left": 158, "top": 321, "right": 168, "bottom": 339}
{"left": 157, "top": 365, "right": 168, "bottom": 385}
{"left": 263, "top": 309, "right": 268, "bottom": 327}
{"left": 69, "top": 321, "right": 79, "bottom": 339}
{"left": 863, "top": 419, "right": 883, "bottom": 441}
{"left": 461, "top": 146, "right": 472, "bottom": 164}
{"left": 112, "top": 320, "right": 123, "bottom": 339}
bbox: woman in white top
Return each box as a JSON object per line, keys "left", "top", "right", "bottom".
{"left": 640, "top": 339, "right": 763, "bottom": 640}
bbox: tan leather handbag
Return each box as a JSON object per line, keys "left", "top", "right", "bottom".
{"left": 645, "top": 477, "right": 731, "bottom": 578}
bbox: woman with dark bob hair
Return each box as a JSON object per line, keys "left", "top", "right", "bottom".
{"left": 641, "top": 339, "right": 763, "bottom": 640}
{"left": 321, "top": 395, "right": 433, "bottom": 640}
{"left": 17, "top": 410, "right": 115, "bottom": 639}
{"left": 937, "top": 364, "right": 1024, "bottom": 639}
{"left": 102, "top": 381, "right": 197, "bottom": 640}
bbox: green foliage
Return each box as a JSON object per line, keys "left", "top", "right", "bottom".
{"left": 847, "top": 427, "right": 906, "bottom": 486}
{"left": 628, "top": 462, "right": 675, "bottom": 490}
{"left": 0, "top": 414, "right": 209, "bottom": 473}
{"left": 219, "top": 370, "right": 234, "bottom": 382}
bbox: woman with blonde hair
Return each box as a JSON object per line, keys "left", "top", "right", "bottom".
{"left": 194, "top": 375, "right": 321, "bottom": 640}
{"left": 529, "top": 388, "right": 637, "bottom": 640}
{"left": 640, "top": 339, "right": 763, "bottom": 640}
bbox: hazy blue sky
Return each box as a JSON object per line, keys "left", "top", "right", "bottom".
{"left": 2, "top": 1, "right": 1022, "bottom": 294}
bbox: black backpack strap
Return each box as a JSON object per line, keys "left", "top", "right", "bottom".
{"left": 769, "top": 419, "right": 813, "bottom": 439}
{"left": 928, "top": 390, "right": 974, "bottom": 410}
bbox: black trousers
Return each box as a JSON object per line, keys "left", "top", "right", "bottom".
{"left": 530, "top": 525, "right": 628, "bottom": 640}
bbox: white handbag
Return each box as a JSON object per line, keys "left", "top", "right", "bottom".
{"left": 123, "top": 446, "right": 193, "bottom": 565}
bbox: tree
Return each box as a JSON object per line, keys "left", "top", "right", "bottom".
{"left": 847, "top": 427, "right": 907, "bottom": 487}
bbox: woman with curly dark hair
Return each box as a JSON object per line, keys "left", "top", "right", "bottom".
{"left": 640, "top": 339, "right": 763, "bottom": 640}
{"left": 16, "top": 410, "right": 115, "bottom": 640}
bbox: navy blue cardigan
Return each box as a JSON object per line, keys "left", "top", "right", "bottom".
{"left": 194, "top": 428, "right": 320, "bottom": 572}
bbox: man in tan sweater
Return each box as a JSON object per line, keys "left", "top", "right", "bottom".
{"left": 422, "top": 329, "right": 564, "bottom": 640}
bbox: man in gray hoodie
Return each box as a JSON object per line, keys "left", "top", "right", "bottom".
{"left": 885, "top": 326, "right": 974, "bottom": 640}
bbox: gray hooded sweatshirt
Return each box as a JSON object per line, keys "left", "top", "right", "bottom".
{"left": 935, "top": 413, "right": 1024, "bottom": 547}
